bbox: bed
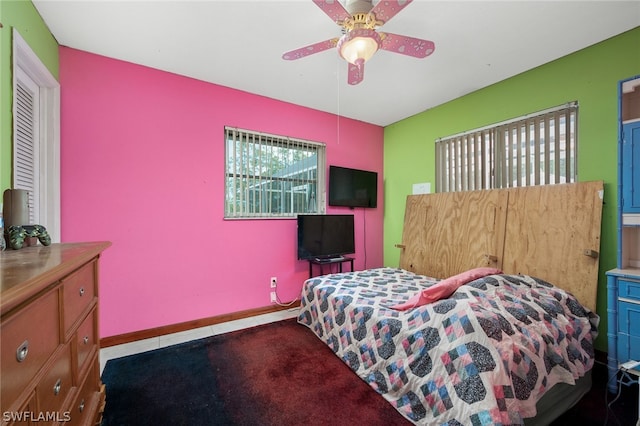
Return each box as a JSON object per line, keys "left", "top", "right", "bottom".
{"left": 297, "top": 181, "right": 604, "bottom": 425}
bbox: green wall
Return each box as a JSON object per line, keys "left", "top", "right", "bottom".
{"left": 383, "top": 27, "right": 640, "bottom": 351}
{"left": 0, "top": 0, "right": 58, "bottom": 192}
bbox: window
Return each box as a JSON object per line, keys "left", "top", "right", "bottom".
{"left": 13, "top": 29, "right": 61, "bottom": 241}
{"left": 225, "top": 127, "right": 326, "bottom": 218}
{"left": 436, "top": 103, "right": 578, "bottom": 192}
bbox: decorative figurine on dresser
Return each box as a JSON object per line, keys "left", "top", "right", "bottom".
{"left": 1, "top": 241, "right": 111, "bottom": 425}
{"left": 606, "top": 75, "right": 640, "bottom": 395}
{"left": 2, "top": 189, "right": 51, "bottom": 250}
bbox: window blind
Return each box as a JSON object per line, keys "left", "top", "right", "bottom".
{"left": 436, "top": 103, "right": 578, "bottom": 192}
{"left": 225, "top": 127, "right": 326, "bottom": 218}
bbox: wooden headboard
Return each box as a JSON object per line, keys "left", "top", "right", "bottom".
{"left": 398, "top": 181, "right": 604, "bottom": 311}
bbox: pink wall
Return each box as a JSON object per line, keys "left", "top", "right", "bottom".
{"left": 59, "top": 47, "right": 384, "bottom": 338}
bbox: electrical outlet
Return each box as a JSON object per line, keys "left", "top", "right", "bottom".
{"left": 270, "top": 277, "right": 277, "bottom": 288}
{"left": 270, "top": 291, "right": 277, "bottom": 303}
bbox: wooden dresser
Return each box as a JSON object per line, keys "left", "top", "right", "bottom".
{"left": 1, "top": 242, "right": 111, "bottom": 425}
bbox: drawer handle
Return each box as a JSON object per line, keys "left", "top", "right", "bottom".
{"left": 53, "top": 379, "right": 62, "bottom": 395}
{"left": 78, "top": 398, "right": 85, "bottom": 413}
{"left": 83, "top": 336, "right": 90, "bottom": 345}
{"left": 79, "top": 287, "right": 85, "bottom": 296}
{"left": 16, "top": 340, "right": 29, "bottom": 362}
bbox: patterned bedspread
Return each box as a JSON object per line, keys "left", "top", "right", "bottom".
{"left": 297, "top": 268, "right": 599, "bottom": 425}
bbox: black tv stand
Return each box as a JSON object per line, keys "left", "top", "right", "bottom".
{"left": 308, "top": 256, "right": 354, "bottom": 278}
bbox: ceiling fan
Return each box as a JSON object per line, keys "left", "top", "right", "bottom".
{"left": 282, "top": 0, "right": 435, "bottom": 85}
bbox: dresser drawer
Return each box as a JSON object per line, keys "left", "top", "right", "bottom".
{"left": 67, "top": 363, "right": 100, "bottom": 426}
{"left": 619, "top": 278, "right": 640, "bottom": 302}
{"left": 1, "top": 393, "right": 36, "bottom": 425}
{"left": 36, "top": 344, "right": 73, "bottom": 415}
{"left": 0, "top": 289, "right": 60, "bottom": 411}
{"left": 76, "top": 308, "right": 97, "bottom": 375}
{"left": 62, "top": 262, "right": 96, "bottom": 334}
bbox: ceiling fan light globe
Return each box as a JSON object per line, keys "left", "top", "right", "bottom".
{"left": 338, "top": 29, "right": 381, "bottom": 65}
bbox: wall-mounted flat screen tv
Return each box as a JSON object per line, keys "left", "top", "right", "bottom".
{"left": 297, "top": 214, "right": 355, "bottom": 260}
{"left": 328, "top": 165, "right": 377, "bottom": 208}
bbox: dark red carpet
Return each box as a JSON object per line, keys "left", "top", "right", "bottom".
{"left": 101, "top": 318, "right": 638, "bottom": 426}
{"left": 101, "top": 319, "right": 409, "bottom": 425}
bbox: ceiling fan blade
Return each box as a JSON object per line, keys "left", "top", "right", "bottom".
{"left": 347, "top": 59, "right": 364, "bottom": 85}
{"left": 370, "top": 0, "right": 414, "bottom": 25}
{"left": 282, "top": 38, "right": 339, "bottom": 60}
{"left": 312, "top": 0, "right": 351, "bottom": 24}
{"left": 379, "top": 32, "right": 435, "bottom": 58}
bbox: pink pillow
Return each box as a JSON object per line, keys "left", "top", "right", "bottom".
{"left": 391, "top": 267, "right": 502, "bottom": 310}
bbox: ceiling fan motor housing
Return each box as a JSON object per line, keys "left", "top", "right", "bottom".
{"left": 345, "top": 0, "right": 375, "bottom": 15}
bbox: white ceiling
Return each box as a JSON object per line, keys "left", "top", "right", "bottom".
{"left": 33, "top": 0, "right": 640, "bottom": 127}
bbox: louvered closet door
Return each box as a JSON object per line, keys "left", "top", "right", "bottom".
{"left": 14, "top": 66, "right": 39, "bottom": 225}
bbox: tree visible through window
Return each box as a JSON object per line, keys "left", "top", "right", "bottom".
{"left": 436, "top": 103, "right": 578, "bottom": 192}
{"left": 225, "top": 127, "right": 326, "bottom": 218}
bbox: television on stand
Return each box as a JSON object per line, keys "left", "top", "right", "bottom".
{"left": 297, "top": 214, "right": 355, "bottom": 260}
{"left": 328, "top": 165, "right": 378, "bottom": 208}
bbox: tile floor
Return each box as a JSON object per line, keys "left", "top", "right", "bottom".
{"left": 99, "top": 307, "right": 300, "bottom": 374}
